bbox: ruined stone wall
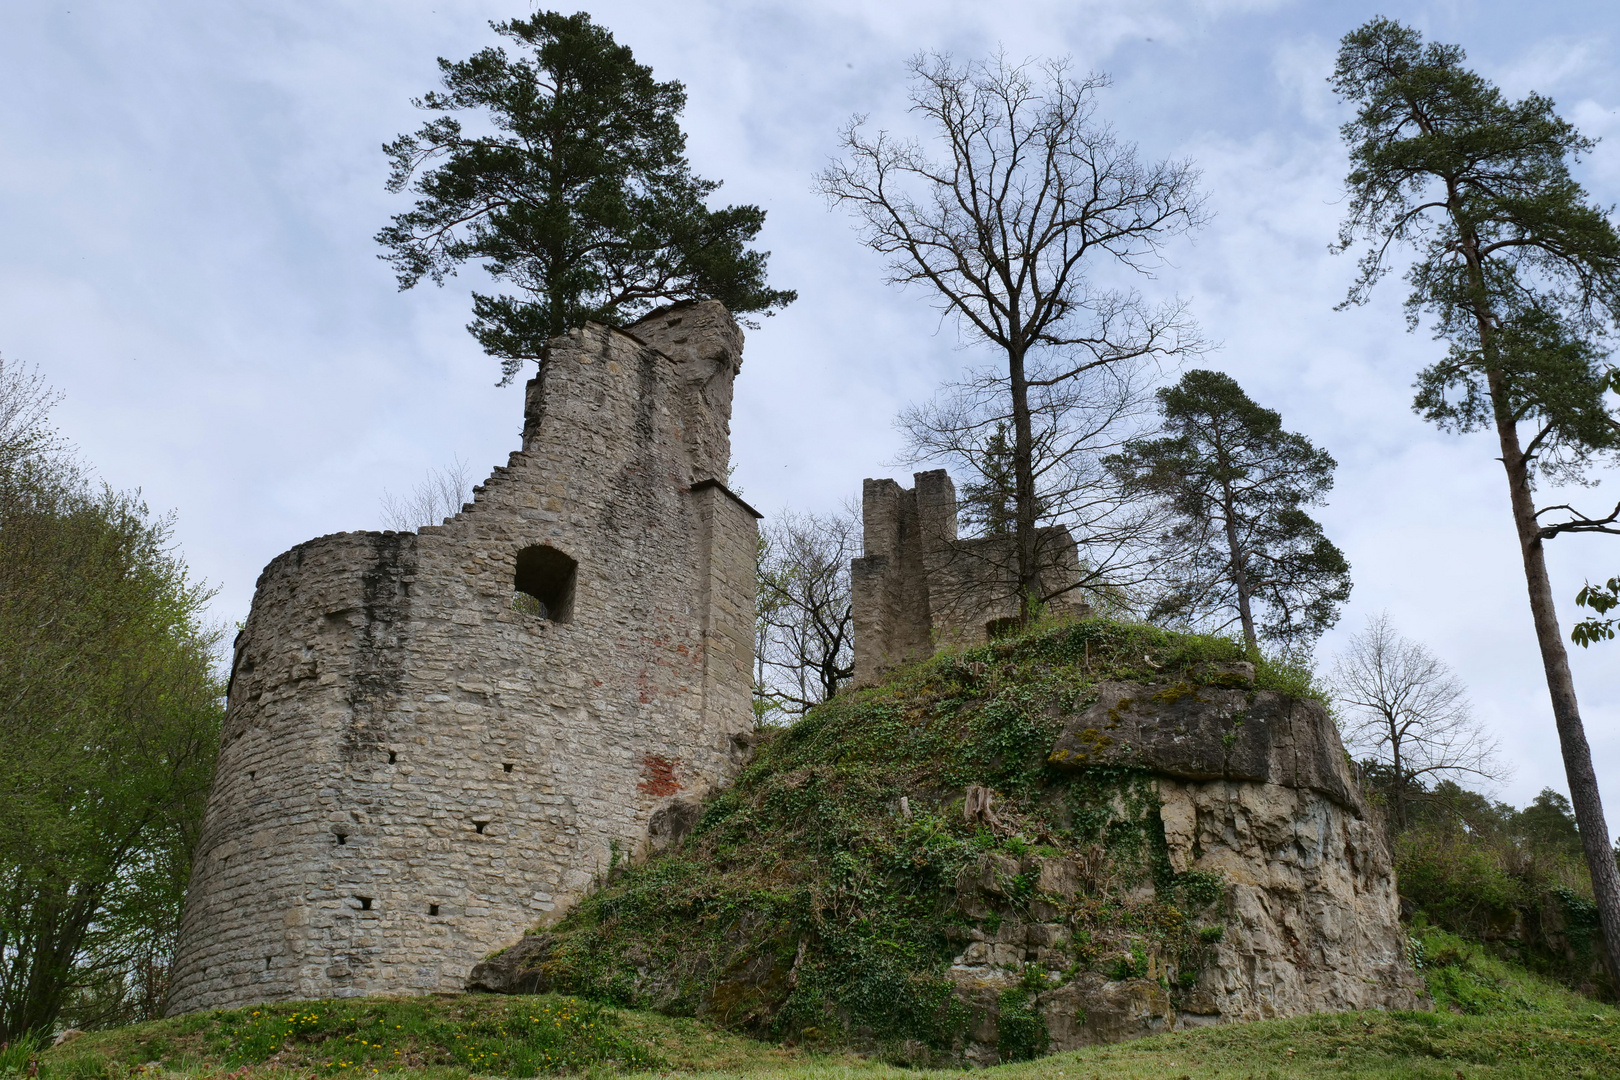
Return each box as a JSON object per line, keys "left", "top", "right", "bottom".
{"left": 166, "top": 301, "right": 759, "bottom": 1015}
{"left": 852, "top": 470, "right": 1088, "bottom": 683}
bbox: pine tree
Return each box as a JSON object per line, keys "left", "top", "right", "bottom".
{"left": 1331, "top": 17, "right": 1620, "bottom": 979}
{"left": 378, "top": 11, "right": 795, "bottom": 384}
{"left": 1109, "top": 369, "right": 1351, "bottom": 651}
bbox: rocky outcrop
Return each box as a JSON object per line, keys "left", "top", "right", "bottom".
{"left": 938, "top": 667, "right": 1423, "bottom": 1062}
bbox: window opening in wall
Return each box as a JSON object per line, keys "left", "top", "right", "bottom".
{"left": 512, "top": 545, "right": 577, "bottom": 622}
{"left": 388, "top": 750, "right": 397, "bottom": 764}
{"left": 266, "top": 956, "right": 272, "bottom": 970}
{"left": 356, "top": 896, "right": 372, "bottom": 911}
{"left": 335, "top": 832, "right": 348, "bottom": 845}
{"left": 503, "top": 763, "right": 513, "bottom": 773}
{"left": 473, "top": 820, "right": 489, "bottom": 835}
{"left": 429, "top": 904, "right": 440, "bottom": 917}
{"left": 986, "top": 617, "right": 1021, "bottom": 641}
{"left": 248, "top": 771, "right": 256, "bottom": 780}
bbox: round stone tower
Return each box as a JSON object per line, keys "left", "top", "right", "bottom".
{"left": 166, "top": 302, "right": 760, "bottom": 1013}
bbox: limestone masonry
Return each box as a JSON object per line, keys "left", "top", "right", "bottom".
{"left": 852, "top": 470, "right": 1089, "bottom": 683}
{"left": 166, "top": 301, "right": 760, "bottom": 1014}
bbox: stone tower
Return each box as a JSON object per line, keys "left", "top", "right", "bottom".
{"left": 851, "top": 470, "right": 1089, "bottom": 683}
{"left": 166, "top": 301, "right": 759, "bottom": 1014}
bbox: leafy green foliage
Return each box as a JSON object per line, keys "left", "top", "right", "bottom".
{"left": 995, "top": 968, "right": 1051, "bottom": 1062}
{"left": 378, "top": 12, "right": 794, "bottom": 383}
{"left": 1390, "top": 782, "right": 1608, "bottom": 993}
{"left": 1109, "top": 369, "right": 1351, "bottom": 651}
{"left": 0, "top": 368, "right": 224, "bottom": 1040}
{"left": 1331, "top": 20, "right": 1620, "bottom": 479}
{"left": 1572, "top": 575, "right": 1619, "bottom": 647}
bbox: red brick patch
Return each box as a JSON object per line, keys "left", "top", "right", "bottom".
{"left": 638, "top": 754, "right": 682, "bottom": 796}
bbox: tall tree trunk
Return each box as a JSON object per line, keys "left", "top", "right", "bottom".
{"left": 1389, "top": 724, "right": 1406, "bottom": 832}
{"left": 1218, "top": 478, "right": 1258, "bottom": 652}
{"left": 1454, "top": 204, "right": 1620, "bottom": 982}
{"left": 1008, "top": 348, "right": 1040, "bottom": 622}
{"left": 1487, "top": 367, "right": 1620, "bottom": 983}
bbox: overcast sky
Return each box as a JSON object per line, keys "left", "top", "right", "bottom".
{"left": 5, "top": 0, "right": 1619, "bottom": 815}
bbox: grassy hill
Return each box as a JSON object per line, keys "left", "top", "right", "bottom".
{"left": 470, "top": 618, "right": 1334, "bottom": 1059}
{"left": 16, "top": 926, "right": 1620, "bottom": 1078}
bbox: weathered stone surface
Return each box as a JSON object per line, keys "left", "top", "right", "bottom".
{"left": 850, "top": 471, "right": 1091, "bottom": 683}
{"left": 1039, "top": 975, "right": 1176, "bottom": 1049}
{"left": 166, "top": 301, "right": 759, "bottom": 1015}
{"left": 941, "top": 678, "right": 1421, "bottom": 1062}
{"left": 465, "top": 933, "right": 555, "bottom": 995}
{"left": 1049, "top": 680, "right": 1364, "bottom": 814}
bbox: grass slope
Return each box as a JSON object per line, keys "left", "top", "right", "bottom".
{"left": 16, "top": 927, "right": 1620, "bottom": 1078}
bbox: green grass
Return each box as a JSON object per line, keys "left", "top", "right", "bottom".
{"left": 17, "top": 917, "right": 1618, "bottom": 1079}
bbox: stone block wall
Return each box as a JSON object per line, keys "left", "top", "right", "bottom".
{"left": 166, "top": 301, "right": 760, "bottom": 1014}
{"left": 851, "top": 470, "right": 1088, "bottom": 683}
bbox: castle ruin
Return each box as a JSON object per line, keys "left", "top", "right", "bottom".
{"left": 166, "top": 301, "right": 759, "bottom": 1014}
{"left": 851, "top": 469, "right": 1090, "bottom": 683}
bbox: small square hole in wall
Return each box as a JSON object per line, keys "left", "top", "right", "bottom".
{"left": 336, "top": 833, "right": 347, "bottom": 845}
{"left": 356, "top": 896, "right": 373, "bottom": 911}
{"left": 429, "top": 904, "right": 440, "bottom": 917}
{"left": 388, "top": 750, "right": 397, "bottom": 764}
{"left": 249, "top": 771, "right": 256, "bottom": 780}
{"left": 513, "top": 545, "right": 577, "bottom": 622}
{"left": 473, "top": 821, "right": 489, "bottom": 835}
{"left": 503, "top": 763, "right": 513, "bottom": 773}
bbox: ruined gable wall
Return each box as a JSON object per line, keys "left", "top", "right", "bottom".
{"left": 166, "top": 302, "right": 758, "bottom": 1015}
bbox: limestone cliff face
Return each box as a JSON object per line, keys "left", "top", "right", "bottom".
{"left": 942, "top": 664, "right": 1423, "bottom": 1060}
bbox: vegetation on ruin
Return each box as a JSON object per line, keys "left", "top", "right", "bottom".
{"left": 377, "top": 11, "right": 795, "bottom": 385}
{"left": 483, "top": 617, "right": 1319, "bottom": 1060}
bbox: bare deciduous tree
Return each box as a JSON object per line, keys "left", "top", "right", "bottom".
{"left": 754, "top": 508, "right": 859, "bottom": 722}
{"left": 818, "top": 52, "right": 1206, "bottom": 621}
{"left": 1330, "top": 612, "right": 1504, "bottom": 830}
{"left": 897, "top": 352, "right": 1167, "bottom": 612}
{"left": 380, "top": 456, "right": 477, "bottom": 531}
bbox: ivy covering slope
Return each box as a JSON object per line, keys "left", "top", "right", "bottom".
{"left": 515, "top": 619, "right": 1319, "bottom": 1059}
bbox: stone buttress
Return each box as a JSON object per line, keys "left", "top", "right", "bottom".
{"left": 166, "top": 301, "right": 759, "bottom": 1014}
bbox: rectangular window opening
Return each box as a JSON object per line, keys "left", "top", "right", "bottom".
{"left": 388, "top": 750, "right": 397, "bottom": 764}
{"left": 336, "top": 833, "right": 347, "bottom": 845}
{"left": 473, "top": 821, "right": 489, "bottom": 835}
{"left": 429, "top": 904, "right": 440, "bottom": 917}
{"left": 356, "top": 895, "right": 372, "bottom": 911}
{"left": 503, "top": 763, "right": 513, "bottom": 773}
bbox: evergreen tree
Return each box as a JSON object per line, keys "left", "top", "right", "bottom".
{"left": 378, "top": 11, "right": 795, "bottom": 384}
{"left": 1330, "top": 17, "right": 1620, "bottom": 981}
{"left": 1110, "top": 369, "right": 1351, "bottom": 651}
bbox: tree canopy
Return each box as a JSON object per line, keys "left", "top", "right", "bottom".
{"left": 1109, "top": 369, "right": 1351, "bottom": 651}
{"left": 378, "top": 11, "right": 795, "bottom": 384}
{"left": 0, "top": 358, "right": 223, "bottom": 1039}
